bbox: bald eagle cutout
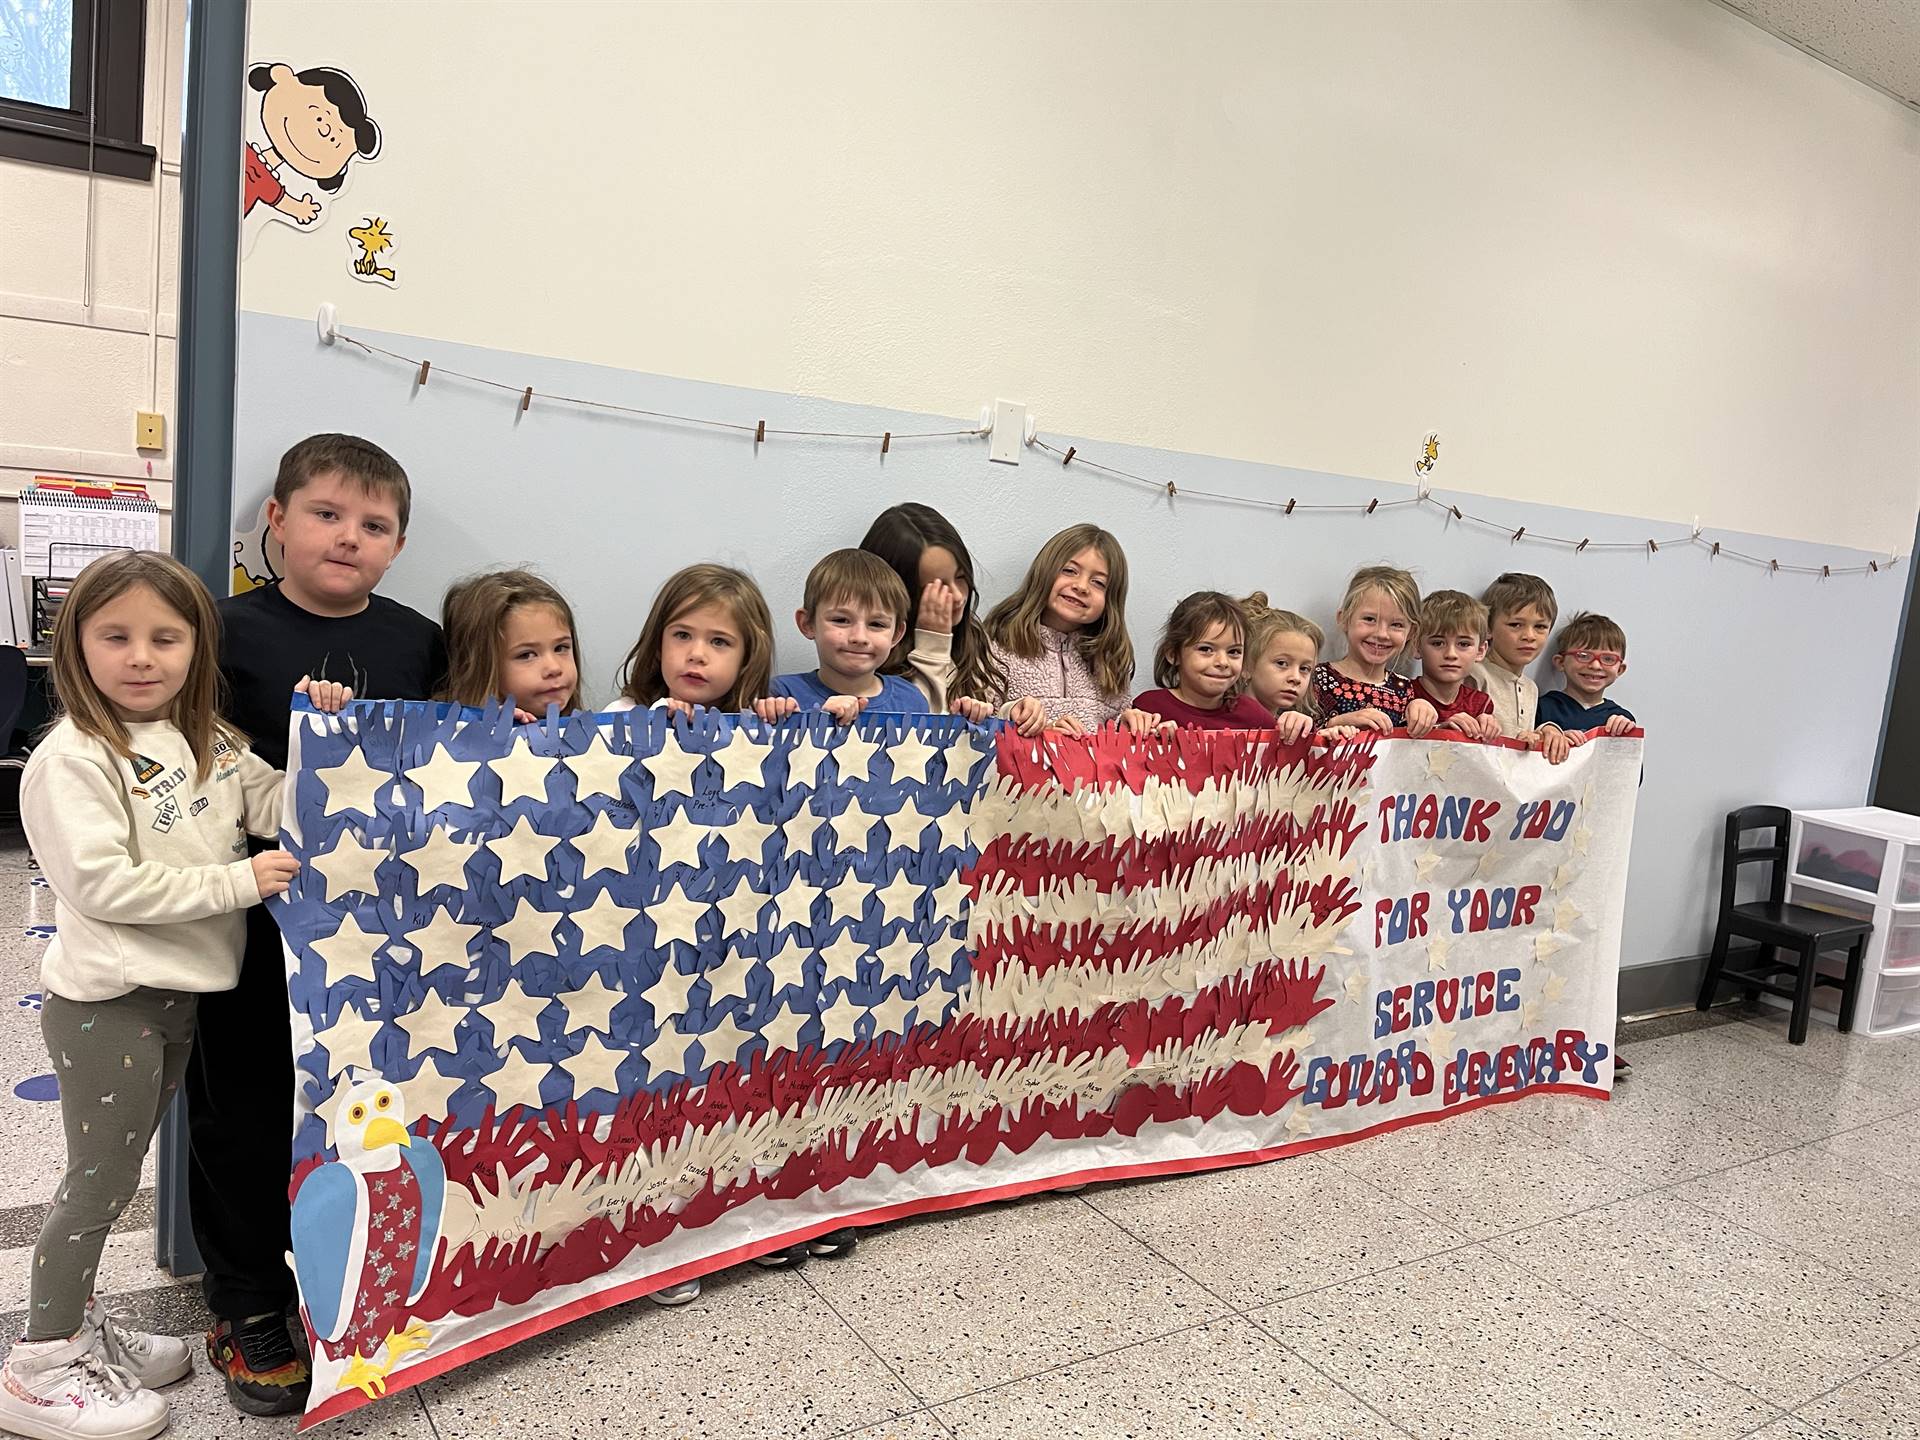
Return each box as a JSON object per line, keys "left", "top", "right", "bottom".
{"left": 291, "top": 1074, "right": 447, "bottom": 1400}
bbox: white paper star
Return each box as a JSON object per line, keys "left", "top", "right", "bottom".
{"left": 561, "top": 1033, "right": 627, "bottom": 1097}
{"left": 1472, "top": 846, "right": 1507, "bottom": 882}
{"left": 401, "top": 825, "right": 481, "bottom": 894}
{"left": 942, "top": 730, "right": 990, "bottom": 785}
{"left": 829, "top": 797, "right": 878, "bottom": 851}
{"left": 317, "top": 1000, "right": 384, "bottom": 1076}
{"left": 697, "top": 1014, "right": 752, "bottom": 1070}
{"left": 934, "top": 802, "right": 973, "bottom": 853}
{"left": 317, "top": 745, "right": 391, "bottom": 819}
{"left": 559, "top": 974, "right": 624, "bottom": 1034}
{"left": 575, "top": 889, "right": 643, "bottom": 954}
{"left": 310, "top": 911, "right": 387, "bottom": 984}
{"left": 782, "top": 804, "right": 826, "bottom": 855}
{"left": 492, "top": 736, "right": 557, "bottom": 805}
{"left": 400, "top": 1057, "right": 464, "bottom": 1125}
{"left": 716, "top": 877, "right": 770, "bottom": 936}
{"left": 1542, "top": 972, "right": 1569, "bottom": 1004}
{"left": 643, "top": 884, "right": 704, "bottom": 949}
{"left": 310, "top": 831, "right": 386, "bottom": 902}
{"left": 929, "top": 871, "right": 971, "bottom": 923}
{"left": 406, "top": 746, "right": 482, "bottom": 812}
{"left": 1551, "top": 860, "right": 1579, "bottom": 893}
{"left": 1345, "top": 970, "right": 1370, "bottom": 1002}
{"left": 404, "top": 908, "right": 484, "bottom": 979}
{"left": 711, "top": 726, "right": 773, "bottom": 789}
{"left": 570, "top": 810, "right": 639, "bottom": 880}
{"left": 641, "top": 1021, "right": 694, "bottom": 1078}
{"left": 818, "top": 932, "right": 868, "bottom": 986}
{"left": 563, "top": 734, "right": 633, "bottom": 802}
{"left": 1427, "top": 934, "right": 1452, "bottom": 972}
{"left": 1554, "top": 899, "right": 1582, "bottom": 931}
{"left": 641, "top": 736, "right": 705, "bottom": 799}
{"left": 874, "top": 871, "right": 924, "bottom": 927}
{"left": 883, "top": 799, "right": 935, "bottom": 851}
{"left": 774, "top": 874, "right": 822, "bottom": 930}
{"left": 478, "top": 984, "right": 550, "bottom": 1048}
{"left": 757, "top": 1003, "right": 811, "bottom": 1054}
{"left": 1425, "top": 745, "right": 1458, "bottom": 781}
{"left": 868, "top": 986, "right": 919, "bottom": 1036}
{"left": 650, "top": 809, "right": 713, "bottom": 871}
{"left": 1284, "top": 1107, "right": 1313, "bottom": 1138}
{"left": 818, "top": 994, "right": 865, "bottom": 1046}
{"left": 1416, "top": 848, "right": 1444, "bottom": 882}
{"left": 494, "top": 897, "right": 563, "bottom": 962}
{"left": 887, "top": 729, "right": 938, "bottom": 784}
{"left": 482, "top": 1047, "right": 552, "bottom": 1115}
{"left": 717, "top": 805, "right": 776, "bottom": 864}
{"left": 785, "top": 733, "right": 833, "bottom": 789}
{"left": 396, "top": 990, "right": 467, "bottom": 1059}
{"left": 874, "top": 934, "right": 920, "bottom": 982}
{"left": 492, "top": 814, "right": 562, "bottom": 886}
{"left": 645, "top": 959, "right": 697, "bottom": 1023}
{"left": 825, "top": 871, "right": 873, "bottom": 925}
{"left": 1572, "top": 825, "right": 1592, "bottom": 856}
{"left": 1535, "top": 930, "right": 1570, "bottom": 963}
{"left": 701, "top": 947, "right": 760, "bottom": 1005}
{"left": 765, "top": 936, "right": 810, "bottom": 994}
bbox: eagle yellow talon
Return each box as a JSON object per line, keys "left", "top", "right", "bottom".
{"left": 341, "top": 1352, "right": 390, "bottom": 1400}
{"left": 384, "top": 1321, "right": 431, "bottom": 1362}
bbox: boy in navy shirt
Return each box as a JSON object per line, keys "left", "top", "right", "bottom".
{"left": 1538, "top": 612, "right": 1637, "bottom": 736}
{"left": 772, "top": 549, "right": 930, "bottom": 719}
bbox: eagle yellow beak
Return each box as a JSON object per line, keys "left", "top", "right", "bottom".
{"left": 363, "top": 1116, "right": 411, "bottom": 1150}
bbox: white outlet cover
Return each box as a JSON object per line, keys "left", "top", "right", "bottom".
{"left": 990, "top": 399, "right": 1026, "bottom": 465}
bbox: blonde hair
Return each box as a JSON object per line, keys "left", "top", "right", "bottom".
{"left": 1556, "top": 611, "right": 1627, "bottom": 656}
{"left": 1154, "top": 591, "right": 1247, "bottom": 689}
{"left": 618, "top": 564, "right": 774, "bottom": 710}
{"left": 49, "top": 551, "right": 238, "bottom": 782}
{"left": 1242, "top": 592, "right": 1324, "bottom": 717}
{"left": 802, "top": 549, "right": 910, "bottom": 623}
{"left": 1417, "top": 589, "right": 1489, "bottom": 642}
{"left": 439, "top": 568, "right": 583, "bottom": 711}
{"left": 1481, "top": 571, "right": 1558, "bottom": 625}
{"left": 983, "top": 524, "right": 1135, "bottom": 701}
{"left": 1337, "top": 565, "right": 1422, "bottom": 664}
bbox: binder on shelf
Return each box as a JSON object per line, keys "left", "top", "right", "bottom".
{"left": 19, "top": 477, "right": 160, "bottom": 578}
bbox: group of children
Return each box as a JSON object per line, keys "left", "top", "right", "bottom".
{"left": 0, "top": 433, "right": 1637, "bottom": 1439}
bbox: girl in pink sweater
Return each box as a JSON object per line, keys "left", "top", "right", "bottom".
{"left": 964, "top": 525, "right": 1157, "bottom": 736}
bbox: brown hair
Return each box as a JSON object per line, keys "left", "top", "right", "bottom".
{"left": 439, "top": 568, "right": 583, "bottom": 711}
{"left": 802, "top": 549, "right": 911, "bottom": 623}
{"left": 49, "top": 551, "right": 238, "bottom": 781}
{"left": 1337, "top": 565, "right": 1422, "bottom": 664}
{"left": 858, "top": 502, "right": 1008, "bottom": 702}
{"left": 1154, "top": 591, "right": 1247, "bottom": 688}
{"left": 272, "top": 433, "right": 413, "bottom": 534}
{"left": 1418, "top": 589, "right": 1489, "bottom": 642}
{"left": 983, "top": 524, "right": 1135, "bottom": 701}
{"left": 1241, "top": 592, "right": 1325, "bottom": 718}
{"left": 1481, "top": 571, "right": 1558, "bottom": 625}
{"left": 1555, "top": 611, "right": 1627, "bottom": 656}
{"left": 618, "top": 564, "right": 774, "bottom": 710}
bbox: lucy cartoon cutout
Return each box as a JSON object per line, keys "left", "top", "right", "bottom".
{"left": 245, "top": 62, "right": 381, "bottom": 228}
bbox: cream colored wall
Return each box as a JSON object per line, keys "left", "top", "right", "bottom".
{"left": 0, "top": 0, "right": 185, "bottom": 546}
{"left": 238, "top": 0, "right": 1920, "bottom": 555}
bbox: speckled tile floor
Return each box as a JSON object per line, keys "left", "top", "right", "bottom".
{"left": 0, "top": 824, "right": 1916, "bottom": 1438}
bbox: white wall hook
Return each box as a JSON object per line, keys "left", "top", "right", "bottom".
{"left": 1023, "top": 413, "right": 1038, "bottom": 445}
{"left": 316, "top": 302, "right": 338, "bottom": 345}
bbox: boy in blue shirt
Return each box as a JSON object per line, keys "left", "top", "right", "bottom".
{"left": 772, "top": 549, "right": 930, "bottom": 719}
{"left": 1537, "top": 612, "right": 1636, "bottom": 736}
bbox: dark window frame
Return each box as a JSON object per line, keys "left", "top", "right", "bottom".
{"left": 0, "top": 0, "right": 153, "bottom": 181}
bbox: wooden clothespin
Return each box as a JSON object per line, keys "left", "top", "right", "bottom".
{"left": 1449, "top": 505, "right": 1462, "bottom": 520}
{"left": 1284, "top": 498, "right": 1296, "bottom": 515}
{"left": 1365, "top": 498, "right": 1378, "bottom": 515}
{"left": 1512, "top": 526, "right": 1526, "bottom": 542}
{"left": 1647, "top": 539, "right": 1659, "bottom": 554}
{"left": 520, "top": 387, "right": 533, "bottom": 413}
{"left": 1769, "top": 559, "right": 1779, "bottom": 573}
{"left": 1822, "top": 564, "right": 1831, "bottom": 578}
{"left": 1711, "top": 542, "right": 1721, "bottom": 557}
{"left": 881, "top": 432, "right": 891, "bottom": 456}
{"left": 1870, "top": 559, "right": 1879, "bottom": 573}
{"left": 1062, "top": 446, "right": 1076, "bottom": 467}
{"left": 755, "top": 420, "right": 766, "bottom": 444}
{"left": 416, "top": 360, "right": 431, "bottom": 386}
{"left": 1165, "top": 481, "right": 1177, "bottom": 498}
{"left": 1576, "top": 539, "right": 1590, "bottom": 553}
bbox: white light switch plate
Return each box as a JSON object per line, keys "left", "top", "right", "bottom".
{"left": 990, "top": 399, "right": 1026, "bottom": 465}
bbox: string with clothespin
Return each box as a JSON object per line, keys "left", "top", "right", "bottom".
{"left": 330, "top": 327, "right": 988, "bottom": 453}
{"left": 1033, "top": 431, "right": 1898, "bottom": 580}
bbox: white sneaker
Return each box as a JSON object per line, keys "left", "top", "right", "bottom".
{"left": 646, "top": 1278, "right": 701, "bottom": 1306}
{"left": 84, "top": 1297, "right": 191, "bottom": 1389}
{"left": 0, "top": 1333, "right": 168, "bottom": 1439}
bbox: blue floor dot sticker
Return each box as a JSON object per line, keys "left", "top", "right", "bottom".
{"left": 16, "top": 992, "right": 41, "bottom": 1012}
{"left": 24, "top": 925, "right": 54, "bottom": 940}
{"left": 13, "top": 1074, "right": 57, "bottom": 1102}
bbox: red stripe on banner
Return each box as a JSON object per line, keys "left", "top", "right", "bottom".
{"left": 297, "top": 1078, "right": 1607, "bottom": 1431}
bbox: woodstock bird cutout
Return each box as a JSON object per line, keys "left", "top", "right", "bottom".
{"left": 290, "top": 1074, "right": 447, "bottom": 1399}
{"left": 348, "top": 216, "right": 397, "bottom": 285}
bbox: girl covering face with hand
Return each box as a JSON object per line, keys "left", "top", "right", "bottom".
{"left": 859, "top": 502, "right": 1007, "bottom": 714}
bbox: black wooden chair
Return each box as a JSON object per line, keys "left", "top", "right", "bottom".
{"left": 1696, "top": 805, "right": 1872, "bottom": 1043}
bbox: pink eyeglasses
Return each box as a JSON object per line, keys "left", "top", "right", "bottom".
{"left": 1565, "top": 648, "right": 1624, "bottom": 668}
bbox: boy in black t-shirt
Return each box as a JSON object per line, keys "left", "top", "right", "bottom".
{"left": 189, "top": 434, "right": 445, "bottom": 1417}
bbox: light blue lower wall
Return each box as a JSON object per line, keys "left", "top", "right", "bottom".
{"left": 234, "top": 310, "right": 1907, "bottom": 971}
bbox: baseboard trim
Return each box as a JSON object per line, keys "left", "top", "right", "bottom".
{"left": 1619, "top": 946, "right": 1763, "bottom": 1020}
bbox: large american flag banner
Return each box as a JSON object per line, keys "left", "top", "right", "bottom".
{"left": 275, "top": 703, "right": 1640, "bottom": 1424}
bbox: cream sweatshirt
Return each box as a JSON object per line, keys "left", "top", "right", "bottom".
{"left": 1468, "top": 655, "right": 1539, "bottom": 736}
{"left": 21, "top": 718, "right": 281, "bottom": 1001}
